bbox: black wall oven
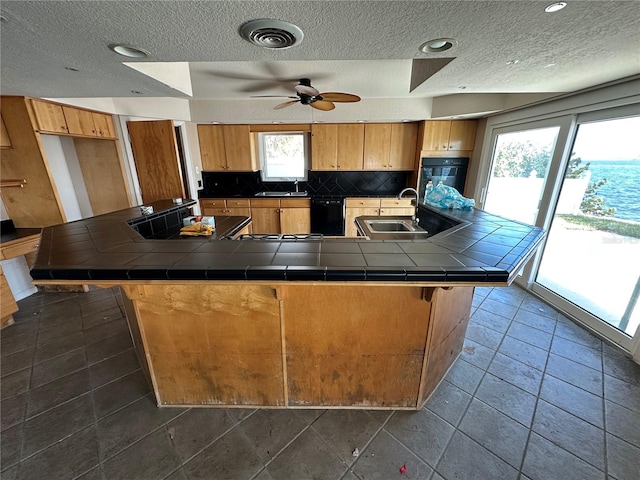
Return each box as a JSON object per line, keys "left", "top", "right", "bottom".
{"left": 418, "top": 157, "right": 469, "bottom": 203}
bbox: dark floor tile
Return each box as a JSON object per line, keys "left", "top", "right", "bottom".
{"left": 436, "top": 431, "right": 518, "bottom": 480}
{"left": 479, "top": 298, "right": 518, "bottom": 319}
{"left": 1, "top": 348, "right": 33, "bottom": 378}
{"left": 33, "top": 332, "right": 84, "bottom": 364}
{"left": 1, "top": 424, "right": 22, "bottom": 470}
{"left": 36, "top": 317, "right": 83, "bottom": 346}
{"left": 444, "top": 358, "right": 484, "bottom": 394}
{"left": 488, "top": 352, "right": 543, "bottom": 395}
{"left": 183, "top": 427, "right": 264, "bottom": 480}
{"left": 89, "top": 348, "right": 140, "bottom": 389}
{"left": 365, "top": 410, "right": 392, "bottom": 424}
{"left": 85, "top": 331, "right": 133, "bottom": 365}
{"left": 79, "top": 295, "right": 119, "bottom": 318}
{"left": 603, "top": 351, "right": 640, "bottom": 387}
{"left": 0, "top": 465, "right": 19, "bottom": 480}
{"left": 498, "top": 336, "right": 548, "bottom": 371}
{"left": 21, "top": 394, "right": 94, "bottom": 459}
{"left": 545, "top": 353, "right": 603, "bottom": 396}
{"left": 606, "top": 433, "right": 640, "bottom": 480}
{"left": 385, "top": 409, "right": 454, "bottom": 468}
{"left": 470, "top": 308, "right": 512, "bottom": 334}
{"left": 550, "top": 336, "right": 602, "bottom": 371}
{"left": 459, "top": 399, "right": 528, "bottom": 468}
{"left": 0, "top": 332, "right": 36, "bottom": 358}
{"left": 425, "top": 381, "right": 471, "bottom": 427}
{"left": 163, "top": 467, "right": 188, "bottom": 480}
{"left": 513, "top": 308, "right": 557, "bottom": 334}
{"left": 486, "top": 287, "right": 526, "bottom": 308}
{"left": 604, "top": 374, "right": 640, "bottom": 414}
{"left": 96, "top": 394, "right": 184, "bottom": 461}
{"left": 460, "top": 338, "right": 495, "bottom": 370}
{"left": 38, "top": 302, "right": 82, "bottom": 325}
{"left": 236, "top": 409, "right": 311, "bottom": 463}
{"left": 507, "top": 321, "right": 552, "bottom": 350}
{"left": 539, "top": 374, "right": 603, "bottom": 428}
{"left": 1, "top": 392, "right": 27, "bottom": 432}
{"left": 522, "top": 432, "right": 604, "bottom": 480}
{"left": 16, "top": 426, "right": 99, "bottom": 480}
{"left": 532, "top": 400, "right": 605, "bottom": 470}
{"left": 465, "top": 323, "right": 504, "bottom": 350}
{"left": 102, "top": 427, "right": 181, "bottom": 480}
{"left": 92, "top": 369, "right": 150, "bottom": 419}
{"left": 26, "top": 368, "right": 91, "bottom": 418}
{"left": 555, "top": 315, "right": 603, "bottom": 350}
{"left": 352, "top": 430, "right": 432, "bottom": 480}
{"left": 166, "top": 408, "right": 235, "bottom": 462}
{"left": 30, "top": 347, "right": 86, "bottom": 388}
{"left": 605, "top": 400, "right": 640, "bottom": 449}
{"left": 0, "top": 317, "right": 38, "bottom": 340}
{"left": 83, "top": 318, "right": 129, "bottom": 346}
{"left": 475, "top": 373, "right": 537, "bottom": 427}
{"left": 74, "top": 466, "right": 103, "bottom": 480}
{"left": 226, "top": 408, "right": 256, "bottom": 424}
{"left": 519, "top": 296, "right": 558, "bottom": 319}
{"left": 82, "top": 305, "right": 125, "bottom": 331}
{"left": 0, "top": 368, "right": 30, "bottom": 400}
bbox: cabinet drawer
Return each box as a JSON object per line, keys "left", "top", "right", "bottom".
{"left": 280, "top": 198, "right": 310, "bottom": 208}
{"left": 200, "top": 199, "right": 225, "bottom": 208}
{"left": 250, "top": 198, "right": 280, "bottom": 208}
{"left": 226, "top": 198, "right": 250, "bottom": 208}
{"left": 345, "top": 198, "right": 380, "bottom": 208}
{"left": 0, "top": 236, "right": 40, "bottom": 260}
{"left": 380, "top": 198, "right": 413, "bottom": 208}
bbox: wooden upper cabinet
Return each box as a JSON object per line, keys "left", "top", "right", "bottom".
{"left": 197, "top": 124, "right": 256, "bottom": 172}
{"left": 389, "top": 123, "right": 418, "bottom": 170}
{"left": 363, "top": 123, "right": 392, "bottom": 170}
{"left": 31, "top": 99, "right": 68, "bottom": 134}
{"left": 1, "top": 115, "right": 11, "bottom": 148}
{"left": 337, "top": 123, "right": 364, "bottom": 170}
{"left": 421, "top": 120, "right": 476, "bottom": 152}
{"left": 311, "top": 124, "right": 338, "bottom": 170}
{"left": 92, "top": 113, "right": 116, "bottom": 138}
{"left": 63, "top": 107, "right": 97, "bottom": 136}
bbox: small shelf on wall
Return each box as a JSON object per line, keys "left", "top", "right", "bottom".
{"left": 0, "top": 179, "right": 27, "bottom": 189}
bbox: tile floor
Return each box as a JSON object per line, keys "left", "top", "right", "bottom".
{"left": 1, "top": 284, "right": 639, "bottom": 480}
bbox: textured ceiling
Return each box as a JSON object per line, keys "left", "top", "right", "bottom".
{"left": 1, "top": 1, "right": 639, "bottom": 121}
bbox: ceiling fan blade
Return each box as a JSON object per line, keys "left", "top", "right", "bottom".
{"left": 311, "top": 100, "right": 335, "bottom": 111}
{"left": 274, "top": 100, "right": 300, "bottom": 110}
{"left": 319, "top": 92, "right": 361, "bottom": 103}
{"left": 250, "top": 95, "right": 298, "bottom": 99}
{"left": 295, "top": 84, "right": 320, "bottom": 96}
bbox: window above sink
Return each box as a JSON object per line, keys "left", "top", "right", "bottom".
{"left": 259, "top": 132, "right": 309, "bottom": 182}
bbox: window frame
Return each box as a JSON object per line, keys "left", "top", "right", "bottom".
{"left": 258, "top": 132, "right": 309, "bottom": 182}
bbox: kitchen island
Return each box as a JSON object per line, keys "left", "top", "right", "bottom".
{"left": 30, "top": 199, "right": 545, "bottom": 410}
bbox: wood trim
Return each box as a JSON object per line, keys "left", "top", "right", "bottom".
{"left": 249, "top": 124, "right": 311, "bottom": 132}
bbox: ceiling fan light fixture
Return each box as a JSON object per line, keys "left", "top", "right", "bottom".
{"left": 545, "top": 2, "right": 567, "bottom": 13}
{"left": 239, "top": 19, "right": 303, "bottom": 49}
{"left": 420, "top": 38, "right": 457, "bottom": 53}
{"left": 109, "top": 44, "right": 148, "bottom": 58}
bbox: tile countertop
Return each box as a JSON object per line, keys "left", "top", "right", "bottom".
{"left": 30, "top": 199, "right": 546, "bottom": 284}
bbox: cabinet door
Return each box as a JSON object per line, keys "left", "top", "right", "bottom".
{"left": 389, "top": 123, "right": 418, "bottom": 170}
{"left": 93, "top": 113, "right": 116, "bottom": 138}
{"left": 251, "top": 208, "right": 280, "bottom": 234}
{"left": 422, "top": 121, "right": 451, "bottom": 151}
{"left": 337, "top": 123, "right": 364, "bottom": 170}
{"left": 448, "top": 120, "right": 477, "bottom": 151}
{"left": 223, "top": 125, "right": 256, "bottom": 171}
{"left": 197, "top": 125, "right": 227, "bottom": 171}
{"left": 311, "top": 124, "right": 338, "bottom": 170}
{"left": 63, "top": 107, "right": 97, "bottom": 136}
{"left": 31, "top": 100, "right": 68, "bottom": 133}
{"left": 380, "top": 207, "right": 415, "bottom": 216}
{"left": 280, "top": 208, "right": 310, "bottom": 234}
{"left": 344, "top": 207, "right": 379, "bottom": 237}
{"left": 1, "top": 115, "right": 11, "bottom": 148}
{"left": 363, "top": 124, "right": 392, "bottom": 170}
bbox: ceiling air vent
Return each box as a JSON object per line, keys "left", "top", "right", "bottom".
{"left": 239, "top": 19, "right": 303, "bottom": 49}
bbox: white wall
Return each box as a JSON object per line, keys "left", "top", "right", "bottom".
{"left": 60, "top": 137, "right": 93, "bottom": 218}
{"left": 0, "top": 198, "right": 9, "bottom": 221}
{"left": 1, "top": 257, "right": 37, "bottom": 301}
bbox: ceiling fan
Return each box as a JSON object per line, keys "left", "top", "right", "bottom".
{"left": 252, "top": 78, "right": 361, "bottom": 111}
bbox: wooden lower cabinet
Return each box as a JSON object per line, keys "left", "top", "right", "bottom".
{"left": 344, "top": 197, "right": 414, "bottom": 236}
{"left": 121, "top": 283, "right": 473, "bottom": 409}
{"left": 250, "top": 203, "right": 280, "bottom": 233}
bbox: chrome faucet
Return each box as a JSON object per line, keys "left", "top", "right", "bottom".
{"left": 294, "top": 179, "right": 299, "bottom": 192}
{"left": 397, "top": 188, "right": 420, "bottom": 225}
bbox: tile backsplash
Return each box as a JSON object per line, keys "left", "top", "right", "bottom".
{"left": 200, "top": 171, "right": 411, "bottom": 197}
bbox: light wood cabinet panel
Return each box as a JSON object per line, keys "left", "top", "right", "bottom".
{"left": 389, "top": 123, "right": 418, "bottom": 170}
{"left": 1, "top": 115, "right": 11, "bottom": 148}
{"left": 92, "top": 113, "right": 116, "bottom": 138}
{"left": 345, "top": 198, "right": 381, "bottom": 208}
{"left": 337, "top": 123, "right": 365, "bottom": 170}
{"left": 31, "top": 99, "right": 68, "bottom": 134}
{"left": 226, "top": 198, "right": 250, "bottom": 208}
{"left": 363, "top": 123, "right": 392, "bottom": 170}
{"left": 311, "top": 124, "right": 338, "bottom": 170}
{"left": 202, "top": 206, "right": 228, "bottom": 216}
{"left": 448, "top": 120, "right": 477, "bottom": 151}
{"left": 280, "top": 198, "right": 311, "bottom": 234}
{"left": 380, "top": 207, "right": 415, "bottom": 216}
{"left": 63, "top": 107, "right": 97, "bottom": 136}
{"left": 421, "top": 121, "right": 451, "bottom": 151}
{"left": 197, "top": 125, "right": 227, "bottom": 171}
{"left": 251, "top": 207, "right": 280, "bottom": 233}
{"left": 199, "top": 198, "right": 226, "bottom": 210}
{"left": 223, "top": 125, "right": 256, "bottom": 171}
{"left": 345, "top": 206, "right": 379, "bottom": 237}
{"left": 1, "top": 271, "right": 18, "bottom": 323}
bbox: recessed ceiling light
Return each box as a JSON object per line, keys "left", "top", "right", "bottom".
{"left": 109, "top": 44, "right": 148, "bottom": 58}
{"left": 419, "top": 38, "right": 457, "bottom": 53}
{"left": 211, "top": 121, "right": 221, "bottom": 124}
{"left": 506, "top": 59, "right": 520, "bottom": 65}
{"left": 545, "top": 2, "right": 567, "bottom": 13}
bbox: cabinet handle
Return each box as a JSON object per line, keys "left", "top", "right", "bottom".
{"left": 337, "top": 165, "right": 341, "bottom": 168}
{"left": 442, "top": 145, "right": 447, "bottom": 149}
{"left": 99, "top": 130, "right": 104, "bottom": 135}
{"left": 92, "top": 130, "right": 97, "bottom": 134}
{"left": 61, "top": 126, "right": 67, "bottom": 130}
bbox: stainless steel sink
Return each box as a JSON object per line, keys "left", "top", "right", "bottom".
{"left": 255, "top": 191, "right": 308, "bottom": 197}
{"left": 365, "top": 219, "right": 423, "bottom": 233}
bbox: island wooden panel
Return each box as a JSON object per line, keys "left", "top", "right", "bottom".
{"left": 130, "top": 284, "right": 284, "bottom": 406}
{"left": 282, "top": 285, "right": 431, "bottom": 408}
